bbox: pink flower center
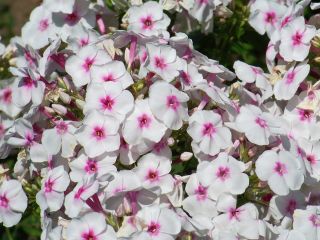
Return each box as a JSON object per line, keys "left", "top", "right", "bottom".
{"left": 309, "top": 214, "right": 320, "bottom": 228}
{"left": 298, "top": 109, "right": 313, "bottom": 122}
{"left": 81, "top": 229, "right": 97, "bottom": 240}
{"left": 1, "top": 88, "right": 12, "bottom": 104}
{"left": 166, "top": 95, "right": 180, "bottom": 111}
{"left": 306, "top": 154, "right": 317, "bottom": 165}
{"left": 285, "top": 71, "right": 296, "bottom": 85}
{"left": 264, "top": 11, "right": 276, "bottom": 25}
{"left": 154, "top": 57, "right": 167, "bottom": 70}
{"left": 82, "top": 57, "right": 95, "bottom": 72}
{"left": 56, "top": 121, "right": 68, "bottom": 135}
{"left": 216, "top": 166, "right": 230, "bottom": 181}
{"left": 24, "top": 51, "right": 36, "bottom": 66}
{"left": 45, "top": 179, "right": 54, "bottom": 193}
{"left": 141, "top": 15, "right": 153, "bottom": 30}
{"left": 0, "top": 195, "right": 9, "bottom": 208}
{"left": 274, "top": 162, "right": 287, "bottom": 176}
{"left": 102, "top": 73, "right": 114, "bottom": 82}
{"left": 202, "top": 123, "right": 216, "bottom": 137}
{"left": 147, "top": 221, "right": 160, "bottom": 236}
{"left": 146, "top": 169, "right": 159, "bottom": 182}
{"left": 92, "top": 126, "right": 106, "bottom": 141}
{"left": 292, "top": 31, "right": 303, "bottom": 46}
{"left": 153, "top": 139, "right": 166, "bottom": 153}
{"left": 25, "top": 132, "right": 35, "bottom": 147}
{"left": 80, "top": 38, "right": 89, "bottom": 47}
{"left": 100, "top": 95, "right": 115, "bottom": 111}
{"left": 38, "top": 19, "right": 49, "bottom": 32}
{"left": 286, "top": 199, "right": 297, "bottom": 215}
{"left": 228, "top": 208, "right": 241, "bottom": 221}
{"left": 255, "top": 117, "right": 268, "bottom": 128}
{"left": 138, "top": 114, "right": 151, "bottom": 129}
{"left": 23, "top": 77, "right": 36, "bottom": 88}
{"left": 198, "top": 0, "right": 209, "bottom": 4}
{"left": 85, "top": 160, "right": 98, "bottom": 174}
{"left": 195, "top": 185, "right": 208, "bottom": 201}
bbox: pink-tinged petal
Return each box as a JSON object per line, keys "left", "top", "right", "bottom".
{"left": 228, "top": 173, "right": 249, "bottom": 195}
{"left": 182, "top": 196, "right": 217, "bottom": 218}
{"left": 0, "top": 208, "right": 23, "bottom": 227}
{"left": 29, "top": 143, "right": 50, "bottom": 163}
{"left": 268, "top": 174, "right": 289, "bottom": 196}
{"left": 31, "top": 81, "right": 45, "bottom": 105}
{"left": 216, "top": 193, "right": 237, "bottom": 213}
{"left": 157, "top": 208, "right": 181, "bottom": 235}
{"left": 255, "top": 150, "right": 278, "bottom": 180}
{"left": 45, "top": 191, "right": 64, "bottom": 212}
{"left": 61, "top": 132, "right": 77, "bottom": 158}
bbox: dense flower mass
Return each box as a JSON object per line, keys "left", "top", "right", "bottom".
{"left": 0, "top": 0, "right": 320, "bottom": 239}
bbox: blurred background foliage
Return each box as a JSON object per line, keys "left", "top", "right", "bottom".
{"left": 0, "top": 0, "right": 269, "bottom": 238}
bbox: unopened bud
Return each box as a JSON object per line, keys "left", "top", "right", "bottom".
{"left": 167, "top": 137, "right": 175, "bottom": 146}
{"left": 75, "top": 99, "right": 85, "bottom": 110}
{"left": 180, "top": 152, "right": 193, "bottom": 162}
{"left": 59, "top": 91, "right": 71, "bottom": 104}
{"left": 52, "top": 104, "right": 67, "bottom": 116}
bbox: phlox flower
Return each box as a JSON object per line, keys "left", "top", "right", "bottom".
{"left": 66, "top": 212, "right": 117, "bottom": 240}
{"left": 255, "top": 150, "right": 304, "bottom": 196}
{"left": 0, "top": 180, "right": 27, "bottom": 227}
{"left": 149, "top": 81, "right": 189, "bottom": 130}
{"left": 127, "top": 1, "right": 170, "bottom": 37}
{"left": 21, "top": 6, "right": 58, "bottom": 49}
{"left": 279, "top": 17, "right": 316, "bottom": 62}
{"left": 41, "top": 120, "right": 77, "bottom": 158}
{"left": 197, "top": 152, "right": 249, "bottom": 199}
{"left": 123, "top": 99, "right": 167, "bottom": 145}
{"left": 293, "top": 206, "right": 320, "bottom": 240}
{"left": 91, "top": 60, "right": 134, "bottom": 89}
{"left": 187, "top": 110, "right": 232, "bottom": 156}
{"left": 76, "top": 110, "right": 120, "bottom": 158}
{"left": 213, "top": 194, "right": 261, "bottom": 240}
{"left": 131, "top": 205, "right": 181, "bottom": 239}
{"left": 84, "top": 82, "right": 134, "bottom": 122}
{"left": 65, "top": 45, "right": 111, "bottom": 87}
{"left": 182, "top": 173, "right": 218, "bottom": 218}
{"left": 134, "top": 152, "right": 175, "bottom": 194}
{"left": 36, "top": 166, "right": 70, "bottom": 212}
{"left": 0, "top": 86, "right": 21, "bottom": 118}
{"left": 64, "top": 177, "right": 99, "bottom": 218}
{"left": 274, "top": 62, "right": 310, "bottom": 100}
{"left": 146, "top": 44, "right": 181, "bottom": 82}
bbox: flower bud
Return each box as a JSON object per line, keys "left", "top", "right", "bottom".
{"left": 52, "top": 104, "right": 67, "bottom": 116}
{"left": 59, "top": 91, "right": 71, "bottom": 104}
{"left": 167, "top": 137, "right": 175, "bottom": 146}
{"left": 180, "top": 152, "right": 193, "bottom": 162}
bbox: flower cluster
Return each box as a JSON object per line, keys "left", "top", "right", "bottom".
{"left": 0, "top": 0, "right": 320, "bottom": 239}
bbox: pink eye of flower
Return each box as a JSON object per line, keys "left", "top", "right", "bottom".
{"left": 154, "top": 57, "right": 166, "bottom": 70}
{"left": 92, "top": 127, "right": 105, "bottom": 141}
{"left": 23, "top": 77, "right": 36, "bottom": 88}
{"left": 100, "top": 95, "right": 115, "bottom": 110}
{"left": 25, "top": 133, "right": 35, "bottom": 147}
{"left": 216, "top": 166, "right": 230, "bottom": 181}
{"left": 286, "top": 199, "right": 297, "bottom": 215}
{"left": 274, "top": 162, "right": 288, "bottom": 176}
{"left": 202, "top": 123, "right": 216, "bottom": 137}
{"left": 153, "top": 139, "right": 166, "bottom": 153}
{"left": 85, "top": 160, "right": 98, "bottom": 174}
{"left": 298, "top": 109, "right": 313, "bottom": 122}
{"left": 309, "top": 214, "right": 320, "bottom": 227}
{"left": 38, "top": 19, "right": 49, "bottom": 32}
{"left": 146, "top": 170, "right": 159, "bottom": 182}
{"left": 2, "top": 88, "right": 12, "bottom": 104}
{"left": 24, "top": 51, "right": 36, "bottom": 66}
{"left": 82, "top": 57, "right": 95, "bottom": 72}
{"left": 198, "top": 0, "right": 209, "bottom": 4}
{"left": 306, "top": 154, "right": 316, "bottom": 165}
{"left": 264, "top": 11, "right": 276, "bottom": 24}
{"left": 81, "top": 229, "right": 97, "bottom": 240}
{"left": 228, "top": 207, "right": 241, "bottom": 220}
{"left": 102, "top": 73, "right": 114, "bottom": 82}
{"left": 138, "top": 114, "right": 151, "bottom": 129}
{"left": 166, "top": 95, "right": 180, "bottom": 111}
{"left": 194, "top": 185, "right": 208, "bottom": 201}
{"left": 147, "top": 221, "right": 160, "bottom": 236}
{"left": 45, "top": 179, "right": 54, "bottom": 193}
{"left": 80, "top": 38, "right": 89, "bottom": 47}
{"left": 141, "top": 16, "right": 153, "bottom": 30}
{"left": 255, "top": 117, "right": 268, "bottom": 128}
{"left": 0, "top": 195, "right": 9, "bottom": 208}
{"left": 56, "top": 122, "right": 68, "bottom": 135}
{"left": 292, "top": 31, "right": 303, "bottom": 46}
